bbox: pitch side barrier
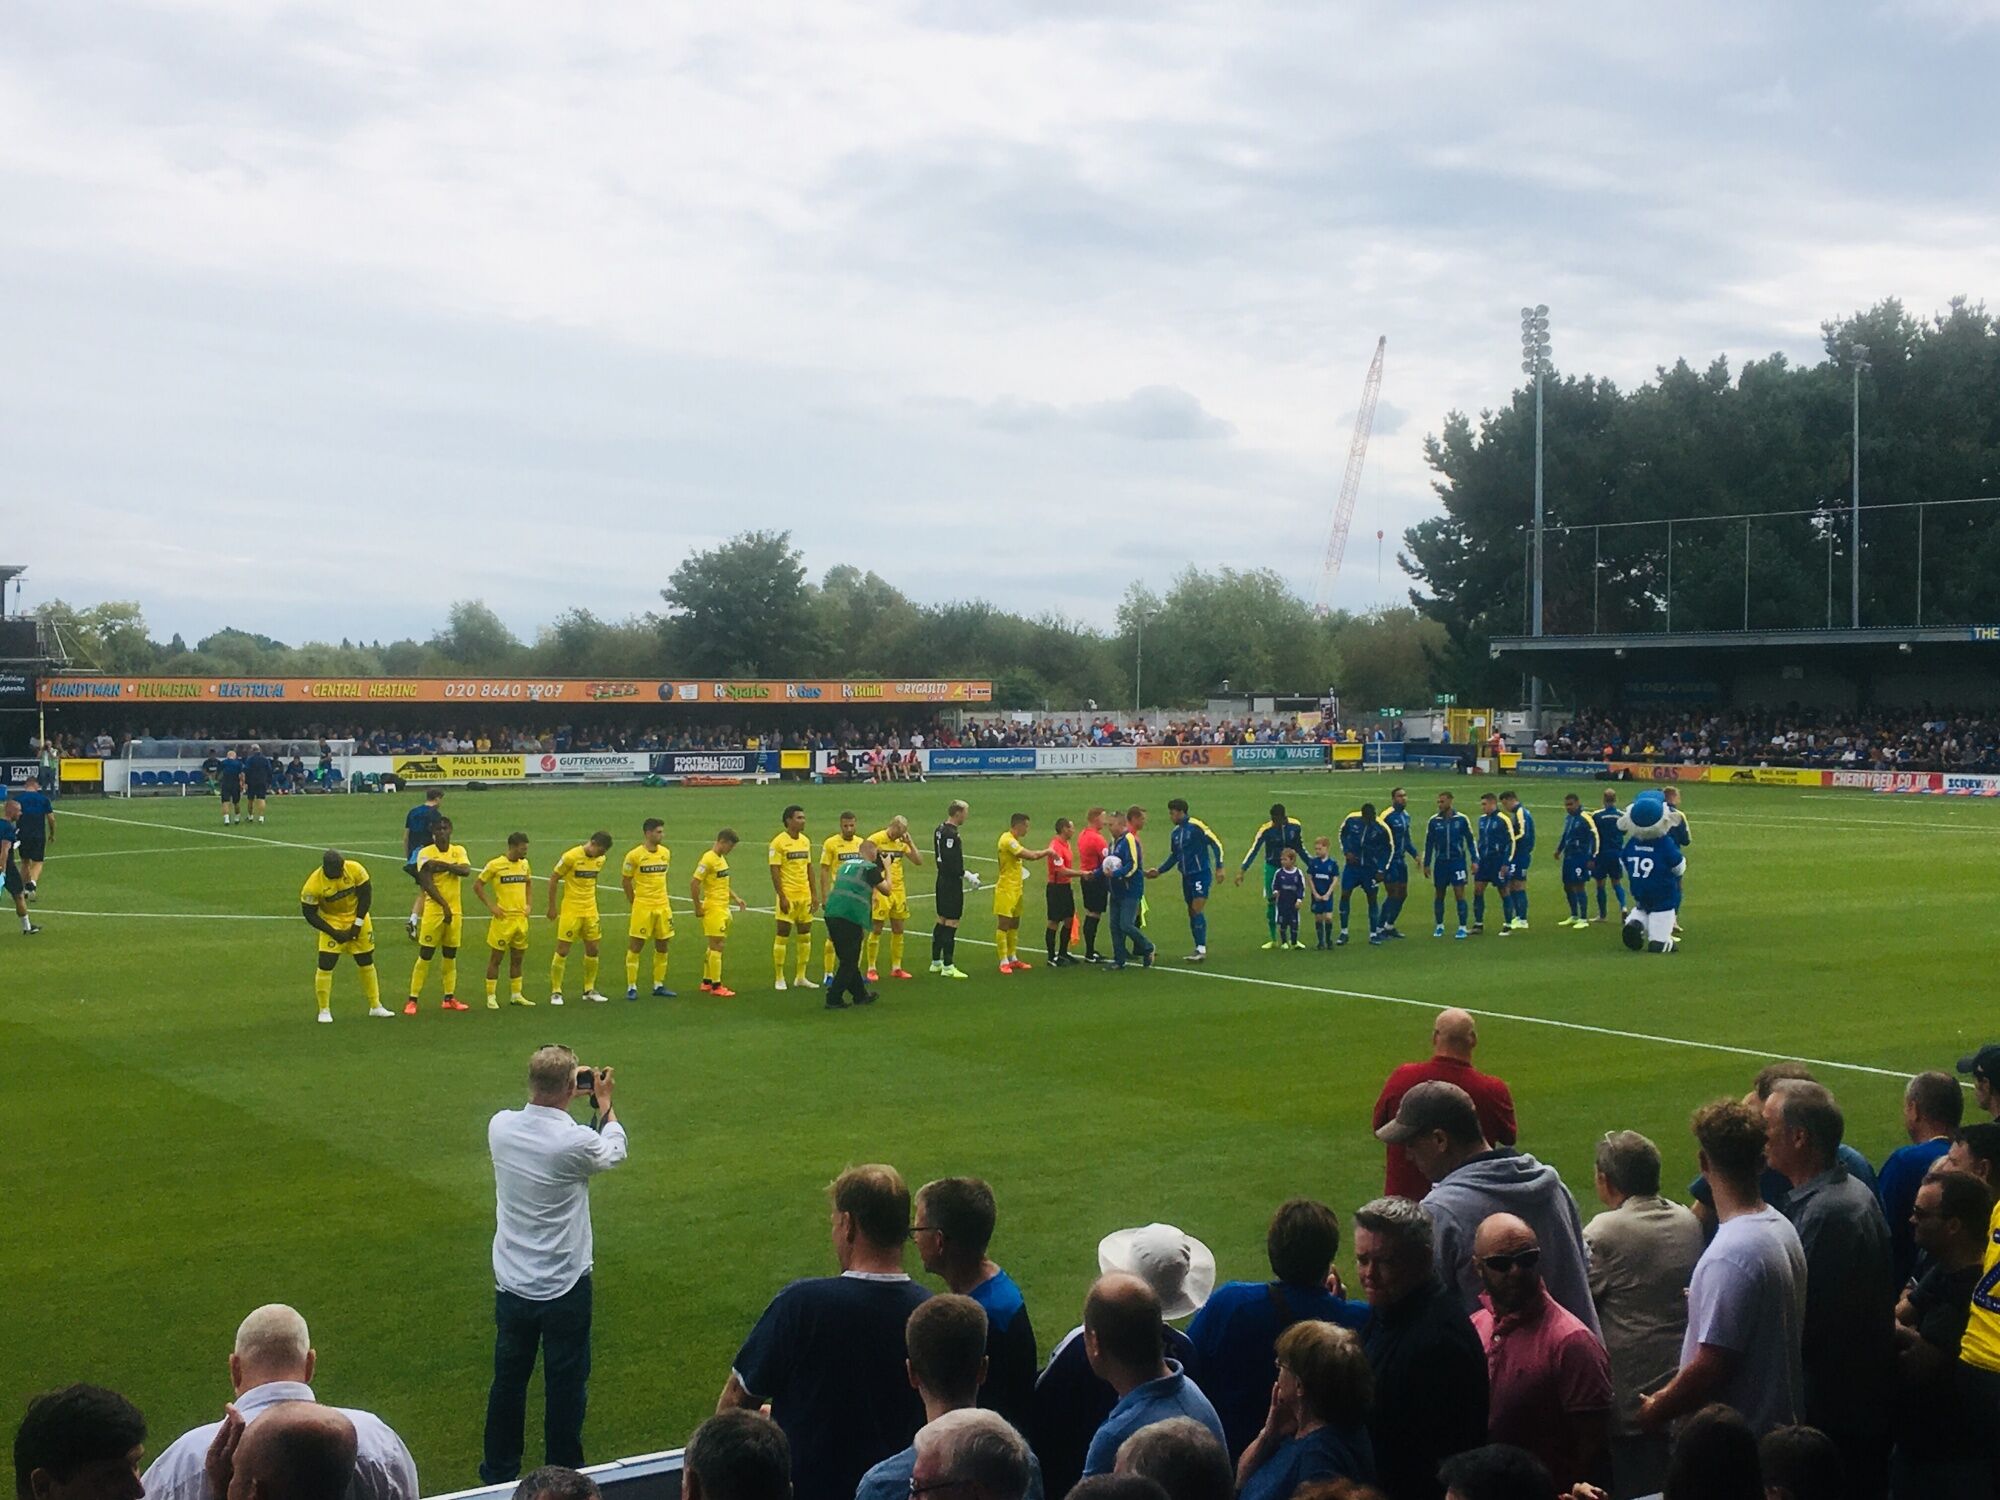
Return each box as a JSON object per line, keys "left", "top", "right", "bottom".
{"left": 426, "top": 1451, "right": 683, "bottom": 1500}
{"left": 812, "top": 744, "right": 1402, "bottom": 777}
{"left": 100, "top": 749, "right": 790, "bottom": 794}
{"left": 1511, "top": 758, "right": 2000, "bottom": 795}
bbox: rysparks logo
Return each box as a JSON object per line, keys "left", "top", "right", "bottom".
{"left": 715, "top": 683, "right": 771, "bottom": 701}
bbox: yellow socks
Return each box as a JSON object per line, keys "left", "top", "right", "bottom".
{"left": 824, "top": 939, "right": 836, "bottom": 974}
{"left": 704, "top": 948, "right": 722, "bottom": 984}
{"left": 441, "top": 957, "right": 457, "bottom": 997}
{"left": 486, "top": 978, "right": 498, "bottom": 1003}
{"left": 550, "top": 953, "right": 567, "bottom": 993}
{"left": 890, "top": 932, "right": 904, "bottom": 972}
{"left": 626, "top": 951, "right": 641, "bottom": 990}
{"left": 865, "top": 933, "right": 879, "bottom": 972}
{"left": 359, "top": 966, "right": 381, "bottom": 1008}
{"left": 409, "top": 955, "right": 431, "bottom": 999}
{"left": 653, "top": 951, "right": 668, "bottom": 986}
{"left": 774, "top": 937, "right": 789, "bottom": 982}
{"left": 314, "top": 970, "right": 332, "bottom": 1011}
{"left": 795, "top": 927, "right": 811, "bottom": 983}
{"left": 581, "top": 955, "right": 600, "bottom": 993}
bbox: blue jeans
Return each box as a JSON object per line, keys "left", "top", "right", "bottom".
{"left": 1110, "top": 894, "right": 1153, "bottom": 966}
{"left": 481, "top": 1274, "right": 593, "bottom": 1482}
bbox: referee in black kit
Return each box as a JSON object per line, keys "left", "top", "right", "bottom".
{"left": 930, "top": 799, "right": 970, "bottom": 979}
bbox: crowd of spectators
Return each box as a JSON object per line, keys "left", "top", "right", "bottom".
{"left": 21, "top": 1028, "right": 2000, "bottom": 1500}
{"left": 1542, "top": 708, "right": 2000, "bottom": 771}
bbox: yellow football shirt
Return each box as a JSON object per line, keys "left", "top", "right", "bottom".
{"left": 868, "top": 829, "right": 914, "bottom": 891}
{"left": 478, "top": 856, "right": 533, "bottom": 917}
{"left": 1963, "top": 1200, "right": 2000, "bottom": 1372}
{"left": 769, "top": 831, "right": 813, "bottom": 897}
{"left": 821, "top": 831, "right": 863, "bottom": 874}
{"left": 997, "top": 831, "right": 1027, "bottom": 892}
{"left": 300, "top": 859, "right": 369, "bottom": 920}
{"left": 695, "top": 849, "right": 733, "bottom": 911}
{"left": 415, "top": 842, "right": 469, "bottom": 913}
{"left": 554, "top": 845, "right": 607, "bottom": 914}
{"left": 623, "top": 843, "right": 672, "bottom": 907}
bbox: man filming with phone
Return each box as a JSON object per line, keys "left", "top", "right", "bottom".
{"left": 481, "top": 1045, "right": 628, "bottom": 1486}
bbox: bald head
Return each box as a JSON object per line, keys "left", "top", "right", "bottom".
{"left": 231, "top": 1306, "right": 314, "bottom": 1392}
{"left": 228, "top": 1403, "right": 356, "bottom": 1500}
{"left": 1433, "top": 1009, "right": 1477, "bottom": 1060}
{"left": 1472, "top": 1213, "right": 1537, "bottom": 1257}
{"left": 1471, "top": 1214, "right": 1543, "bottom": 1317}
{"left": 1084, "top": 1272, "right": 1166, "bottom": 1386}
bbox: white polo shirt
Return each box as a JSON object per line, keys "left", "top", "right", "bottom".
{"left": 489, "top": 1102, "right": 627, "bottom": 1300}
{"left": 140, "top": 1381, "right": 418, "bottom": 1500}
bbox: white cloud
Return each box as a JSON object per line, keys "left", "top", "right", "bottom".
{"left": 0, "top": 0, "right": 1988, "bottom": 639}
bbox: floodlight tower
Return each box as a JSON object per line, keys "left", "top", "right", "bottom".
{"left": 1520, "top": 305, "right": 1551, "bottom": 722}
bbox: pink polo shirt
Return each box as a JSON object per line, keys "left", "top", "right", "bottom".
{"left": 1472, "top": 1284, "right": 1612, "bottom": 1492}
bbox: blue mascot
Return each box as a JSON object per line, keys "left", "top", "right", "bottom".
{"left": 1617, "top": 790, "right": 1685, "bottom": 953}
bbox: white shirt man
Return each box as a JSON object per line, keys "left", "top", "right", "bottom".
{"left": 489, "top": 1069, "right": 628, "bottom": 1301}
{"left": 142, "top": 1304, "right": 417, "bottom": 1500}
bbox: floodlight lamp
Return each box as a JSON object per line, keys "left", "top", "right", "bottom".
{"left": 1534, "top": 303, "right": 1548, "bottom": 317}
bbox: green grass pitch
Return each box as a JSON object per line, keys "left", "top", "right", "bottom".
{"left": 3, "top": 773, "right": 1993, "bottom": 1486}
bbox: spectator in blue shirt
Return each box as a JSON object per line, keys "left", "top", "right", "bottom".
{"left": 1187, "top": 1200, "right": 1369, "bottom": 1459}
{"left": 1231, "top": 1322, "right": 1376, "bottom": 1500}
{"left": 1878, "top": 1070, "right": 1962, "bottom": 1287}
{"left": 913, "top": 1178, "right": 1038, "bottom": 1437}
{"left": 1081, "top": 1274, "right": 1226, "bottom": 1476}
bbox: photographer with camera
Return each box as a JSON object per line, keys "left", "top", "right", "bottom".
{"left": 481, "top": 1046, "right": 627, "bottom": 1486}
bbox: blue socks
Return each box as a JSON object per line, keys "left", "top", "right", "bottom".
{"left": 1434, "top": 894, "right": 1446, "bottom": 924}
{"left": 1473, "top": 892, "right": 1485, "bottom": 924}
{"left": 1190, "top": 911, "right": 1207, "bottom": 948}
{"left": 1457, "top": 898, "right": 1469, "bottom": 926}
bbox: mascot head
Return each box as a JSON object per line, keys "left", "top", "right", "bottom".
{"left": 1619, "top": 788, "right": 1675, "bottom": 840}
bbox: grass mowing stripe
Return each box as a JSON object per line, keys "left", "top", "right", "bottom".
{"left": 60, "top": 807, "right": 406, "bottom": 861}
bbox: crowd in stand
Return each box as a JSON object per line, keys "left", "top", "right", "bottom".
{"left": 22, "top": 1027, "right": 2000, "bottom": 1500}
{"left": 1543, "top": 708, "right": 2000, "bottom": 771}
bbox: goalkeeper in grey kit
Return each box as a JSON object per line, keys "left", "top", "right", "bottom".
{"left": 930, "top": 800, "right": 972, "bottom": 978}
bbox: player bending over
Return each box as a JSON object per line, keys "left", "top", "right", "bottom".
{"left": 769, "top": 805, "right": 816, "bottom": 991}
{"left": 1591, "top": 789, "right": 1628, "bottom": 921}
{"left": 1150, "top": 797, "right": 1226, "bottom": 963}
{"left": 301, "top": 849, "right": 390, "bottom": 1023}
{"left": 994, "top": 813, "right": 1050, "bottom": 973}
{"left": 547, "top": 830, "right": 614, "bottom": 1005}
{"left": 1423, "top": 791, "right": 1474, "bottom": 939}
{"left": 474, "top": 832, "right": 534, "bottom": 1008}
{"left": 692, "top": 829, "right": 749, "bottom": 995}
{"left": 623, "top": 818, "right": 676, "bottom": 1000}
{"left": 1556, "top": 793, "right": 1600, "bottom": 930}
{"left": 866, "top": 815, "right": 923, "bottom": 981}
{"left": 407, "top": 817, "right": 474, "bottom": 1013}
{"left": 1337, "top": 802, "right": 1392, "bottom": 945}
{"left": 1306, "top": 836, "right": 1338, "bottom": 948}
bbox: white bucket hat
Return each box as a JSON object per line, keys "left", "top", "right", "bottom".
{"left": 1098, "top": 1222, "right": 1217, "bottom": 1321}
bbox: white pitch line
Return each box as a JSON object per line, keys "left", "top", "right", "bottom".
{"left": 34, "top": 909, "right": 294, "bottom": 921}
{"left": 44, "top": 844, "right": 257, "bottom": 861}
{"left": 59, "top": 809, "right": 405, "bottom": 863}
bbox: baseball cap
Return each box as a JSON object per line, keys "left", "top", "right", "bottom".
{"left": 1956, "top": 1044, "right": 2000, "bottom": 1084}
{"left": 1374, "top": 1079, "right": 1481, "bottom": 1145}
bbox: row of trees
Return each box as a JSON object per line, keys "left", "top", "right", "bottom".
{"left": 1403, "top": 297, "right": 2000, "bottom": 696}
{"left": 33, "top": 541, "right": 1451, "bottom": 713}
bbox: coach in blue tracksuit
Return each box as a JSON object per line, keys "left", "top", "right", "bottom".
{"left": 1336, "top": 804, "right": 1393, "bottom": 945}
{"left": 1107, "top": 808, "right": 1155, "bottom": 971}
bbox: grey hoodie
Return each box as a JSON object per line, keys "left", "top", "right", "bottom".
{"left": 1422, "top": 1148, "right": 1601, "bottom": 1336}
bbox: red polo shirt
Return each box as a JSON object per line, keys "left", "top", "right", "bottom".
{"left": 1372, "top": 1054, "right": 1519, "bottom": 1200}
{"left": 1078, "top": 826, "right": 1108, "bottom": 874}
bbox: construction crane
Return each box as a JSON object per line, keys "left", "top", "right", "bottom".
{"left": 1313, "top": 336, "right": 1387, "bottom": 615}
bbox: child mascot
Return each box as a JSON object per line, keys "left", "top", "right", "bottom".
{"left": 1617, "top": 790, "right": 1686, "bottom": 953}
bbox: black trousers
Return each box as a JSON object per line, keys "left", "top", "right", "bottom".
{"left": 480, "top": 1274, "right": 592, "bottom": 1483}
{"left": 827, "top": 916, "right": 870, "bottom": 1003}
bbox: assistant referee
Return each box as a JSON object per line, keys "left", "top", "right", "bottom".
{"left": 930, "top": 800, "right": 969, "bottom": 979}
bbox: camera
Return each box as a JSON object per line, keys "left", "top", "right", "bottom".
{"left": 575, "top": 1067, "right": 595, "bottom": 1094}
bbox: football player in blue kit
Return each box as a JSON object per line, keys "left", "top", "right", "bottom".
{"left": 1591, "top": 789, "right": 1628, "bottom": 921}
{"left": 1377, "top": 785, "right": 1416, "bottom": 939}
{"left": 1337, "top": 802, "right": 1393, "bottom": 946}
{"left": 1556, "top": 792, "right": 1600, "bottom": 929}
{"left": 1471, "top": 793, "right": 1515, "bottom": 935}
{"left": 1422, "top": 790, "right": 1474, "bottom": 939}
{"left": 1306, "top": 836, "right": 1339, "bottom": 949}
{"left": 1271, "top": 847, "right": 1307, "bottom": 949}
{"left": 1151, "top": 797, "right": 1227, "bottom": 963}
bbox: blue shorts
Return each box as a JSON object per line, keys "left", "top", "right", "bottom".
{"left": 1510, "top": 853, "right": 1532, "bottom": 874}
{"left": 1593, "top": 853, "right": 1624, "bottom": 881}
{"left": 219, "top": 778, "right": 242, "bottom": 799}
{"left": 1276, "top": 903, "right": 1302, "bottom": 925}
{"left": 1475, "top": 859, "right": 1507, "bottom": 885}
{"left": 1563, "top": 859, "right": 1593, "bottom": 885}
{"left": 1384, "top": 861, "right": 1409, "bottom": 886}
{"left": 1310, "top": 897, "right": 1334, "bottom": 916}
{"left": 1340, "top": 864, "right": 1378, "bottom": 892}
{"left": 1432, "top": 861, "right": 1466, "bottom": 888}
{"left": 1181, "top": 873, "right": 1211, "bottom": 903}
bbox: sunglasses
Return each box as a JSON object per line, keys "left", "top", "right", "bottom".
{"left": 1477, "top": 1248, "right": 1541, "bottom": 1273}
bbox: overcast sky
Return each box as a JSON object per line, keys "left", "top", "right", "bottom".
{"left": 4, "top": 0, "right": 1992, "bottom": 646}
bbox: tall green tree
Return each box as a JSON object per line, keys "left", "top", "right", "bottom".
{"left": 429, "top": 600, "right": 523, "bottom": 670}
{"left": 660, "top": 530, "right": 822, "bottom": 675}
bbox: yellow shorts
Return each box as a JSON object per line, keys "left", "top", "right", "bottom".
{"left": 628, "top": 904, "right": 674, "bottom": 942}
{"left": 701, "top": 905, "right": 733, "bottom": 940}
{"left": 777, "top": 892, "right": 813, "bottom": 927}
{"left": 556, "top": 911, "right": 603, "bottom": 944}
{"left": 418, "top": 907, "right": 464, "bottom": 949}
{"left": 993, "top": 885, "right": 1024, "bottom": 921}
{"left": 871, "top": 888, "right": 910, "bottom": 923}
{"left": 315, "top": 914, "right": 375, "bottom": 956}
{"left": 487, "top": 915, "right": 530, "bottom": 952}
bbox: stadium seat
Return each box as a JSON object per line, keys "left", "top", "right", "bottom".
{"left": 135, "top": 771, "right": 156, "bottom": 789}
